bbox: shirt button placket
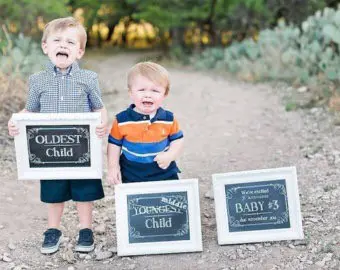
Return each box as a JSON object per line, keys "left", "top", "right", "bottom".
{"left": 61, "top": 75, "right": 66, "bottom": 111}
{"left": 143, "top": 116, "right": 149, "bottom": 132}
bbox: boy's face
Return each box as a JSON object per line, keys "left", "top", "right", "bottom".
{"left": 42, "top": 27, "right": 84, "bottom": 71}
{"left": 129, "top": 75, "right": 167, "bottom": 115}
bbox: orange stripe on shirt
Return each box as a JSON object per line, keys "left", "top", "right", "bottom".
{"left": 110, "top": 120, "right": 181, "bottom": 143}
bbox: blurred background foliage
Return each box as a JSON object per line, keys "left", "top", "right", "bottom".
{"left": 1, "top": 0, "right": 335, "bottom": 50}
{"left": 1, "top": 0, "right": 340, "bottom": 112}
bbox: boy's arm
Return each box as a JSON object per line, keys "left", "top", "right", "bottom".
{"left": 154, "top": 137, "right": 184, "bottom": 170}
{"left": 154, "top": 115, "right": 184, "bottom": 169}
{"left": 107, "top": 117, "right": 124, "bottom": 184}
{"left": 8, "top": 109, "right": 31, "bottom": 136}
{"left": 87, "top": 72, "right": 107, "bottom": 138}
{"left": 166, "top": 137, "right": 184, "bottom": 160}
{"left": 94, "top": 106, "right": 108, "bottom": 138}
{"left": 107, "top": 143, "right": 122, "bottom": 185}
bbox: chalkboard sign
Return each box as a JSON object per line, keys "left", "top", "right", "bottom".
{"left": 26, "top": 125, "right": 91, "bottom": 168}
{"left": 115, "top": 179, "right": 202, "bottom": 256}
{"left": 226, "top": 179, "right": 290, "bottom": 232}
{"left": 213, "top": 167, "right": 303, "bottom": 245}
{"left": 127, "top": 192, "right": 190, "bottom": 243}
{"left": 12, "top": 113, "right": 102, "bottom": 180}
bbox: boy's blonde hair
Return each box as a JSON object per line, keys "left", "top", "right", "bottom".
{"left": 42, "top": 17, "right": 87, "bottom": 50}
{"left": 128, "top": 62, "right": 170, "bottom": 95}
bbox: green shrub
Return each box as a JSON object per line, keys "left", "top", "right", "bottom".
{"left": 169, "top": 46, "right": 192, "bottom": 65}
{"left": 0, "top": 30, "right": 45, "bottom": 77}
{"left": 0, "top": 29, "right": 45, "bottom": 123}
{"left": 193, "top": 47, "right": 225, "bottom": 70}
{"left": 192, "top": 5, "right": 340, "bottom": 99}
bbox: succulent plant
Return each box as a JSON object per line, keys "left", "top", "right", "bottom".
{"left": 0, "top": 32, "right": 45, "bottom": 77}
{"left": 194, "top": 5, "right": 340, "bottom": 86}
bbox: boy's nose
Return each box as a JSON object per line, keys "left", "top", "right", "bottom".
{"left": 60, "top": 41, "right": 68, "bottom": 48}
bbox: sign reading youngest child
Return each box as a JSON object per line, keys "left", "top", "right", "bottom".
{"left": 12, "top": 113, "right": 102, "bottom": 180}
{"left": 127, "top": 192, "right": 190, "bottom": 243}
{"left": 115, "top": 179, "right": 202, "bottom": 256}
{"left": 213, "top": 167, "right": 303, "bottom": 245}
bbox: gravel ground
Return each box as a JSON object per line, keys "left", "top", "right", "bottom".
{"left": 0, "top": 53, "right": 339, "bottom": 270}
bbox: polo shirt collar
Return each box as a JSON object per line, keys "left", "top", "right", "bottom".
{"left": 46, "top": 60, "right": 80, "bottom": 76}
{"left": 127, "top": 104, "right": 166, "bottom": 121}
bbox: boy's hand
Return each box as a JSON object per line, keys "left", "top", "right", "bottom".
{"left": 107, "top": 166, "right": 122, "bottom": 185}
{"left": 95, "top": 122, "right": 107, "bottom": 138}
{"left": 8, "top": 119, "right": 19, "bottom": 136}
{"left": 154, "top": 152, "right": 173, "bottom": 170}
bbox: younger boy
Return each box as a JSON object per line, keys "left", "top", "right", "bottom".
{"left": 7, "top": 17, "right": 107, "bottom": 254}
{"left": 107, "top": 62, "right": 184, "bottom": 184}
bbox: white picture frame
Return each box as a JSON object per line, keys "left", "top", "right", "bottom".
{"left": 213, "top": 166, "right": 303, "bottom": 245}
{"left": 115, "top": 179, "right": 203, "bottom": 256}
{"left": 12, "top": 112, "right": 102, "bottom": 180}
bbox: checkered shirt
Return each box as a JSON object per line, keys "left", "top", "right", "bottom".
{"left": 25, "top": 60, "right": 104, "bottom": 113}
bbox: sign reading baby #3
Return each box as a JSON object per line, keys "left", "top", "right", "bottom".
{"left": 12, "top": 113, "right": 102, "bottom": 180}
{"left": 115, "top": 179, "right": 202, "bottom": 256}
{"left": 226, "top": 179, "right": 290, "bottom": 232}
{"left": 213, "top": 167, "right": 303, "bottom": 245}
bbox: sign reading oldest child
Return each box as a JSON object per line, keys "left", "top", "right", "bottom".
{"left": 27, "top": 125, "right": 91, "bottom": 168}
{"left": 12, "top": 113, "right": 102, "bottom": 180}
{"left": 213, "top": 167, "right": 303, "bottom": 245}
{"left": 115, "top": 179, "right": 202, "bottom": 256}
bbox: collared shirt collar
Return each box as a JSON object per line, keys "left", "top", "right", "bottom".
{"left": 45, "top": 60, "right": 80, "bottom": 76}
{"left": 127, "top": 104, "right": 166, "bottom": 122}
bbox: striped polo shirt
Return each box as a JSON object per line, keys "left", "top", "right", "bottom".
{"left": 108, "top": 104, "right": 183, "bottom": 181}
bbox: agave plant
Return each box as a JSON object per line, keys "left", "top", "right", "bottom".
{"left": 195, "top": 5, "right": 340, "bottom": 85}
{"left": 0, "top": 30, "right": 46, "bottom": 78}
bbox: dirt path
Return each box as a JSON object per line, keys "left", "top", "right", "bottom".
{"left": 0, "top": 53, "right": 339, "bottom": 270}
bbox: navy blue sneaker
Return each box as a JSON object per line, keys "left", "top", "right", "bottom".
{"left": 75, "top": 228, "right": 94, "bottom": 252}
{"left": 41, "top": 228, "right": 62, "bottom": 254}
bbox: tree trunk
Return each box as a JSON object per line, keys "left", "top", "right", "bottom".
{"left": 170, "top": 27, "right": 185, "bottom": 48}
{"left": 106, "top": 21, "right": 119, "bottom": 42}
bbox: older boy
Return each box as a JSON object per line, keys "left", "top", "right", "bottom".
{"left": 8, "top": 17, "right": 107, "bottom": 254}
{"left": 107, "top": 62, "right": 184, "bottom": 184}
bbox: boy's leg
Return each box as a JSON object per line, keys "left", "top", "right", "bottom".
{"left": 41, "top": 180, "right": 71, "bottom": 254}
{"left": 71, "top": 179, "right": 104, "bottom": 252}
{"left": 40, "top": 203, "right": 64, "bottom": 254}
{"left": 48, "top": 202, "right": 65, "bottom": 228}
{"left": 75, "top": 201, "right": 95, "bottom": 252}
{"left": 76, "top": 201, "right": 93, "bottom": 229}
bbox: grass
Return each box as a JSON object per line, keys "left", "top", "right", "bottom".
{"left": 285, "top": 101, "right": 298, "bottom": 111}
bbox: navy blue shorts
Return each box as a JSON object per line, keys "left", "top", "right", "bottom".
{"left": 40, "top": 179, "right": 104, "bottom": 203}
{"left": 122, "top": 173, "right": 179, "bottom": 183}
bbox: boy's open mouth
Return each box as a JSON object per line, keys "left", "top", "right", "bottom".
{"left": 142, "top": 101, "right": 153, "bottom": 106}
{"left": 56, "top": 52, "right": 69, "bottom": 58}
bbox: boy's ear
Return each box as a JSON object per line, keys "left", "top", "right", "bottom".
{"left": 41, "top": 42, "right": 48, "bottom": 54}
{"left": 77, "top": 48, "right": 85, "bottom": 60}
